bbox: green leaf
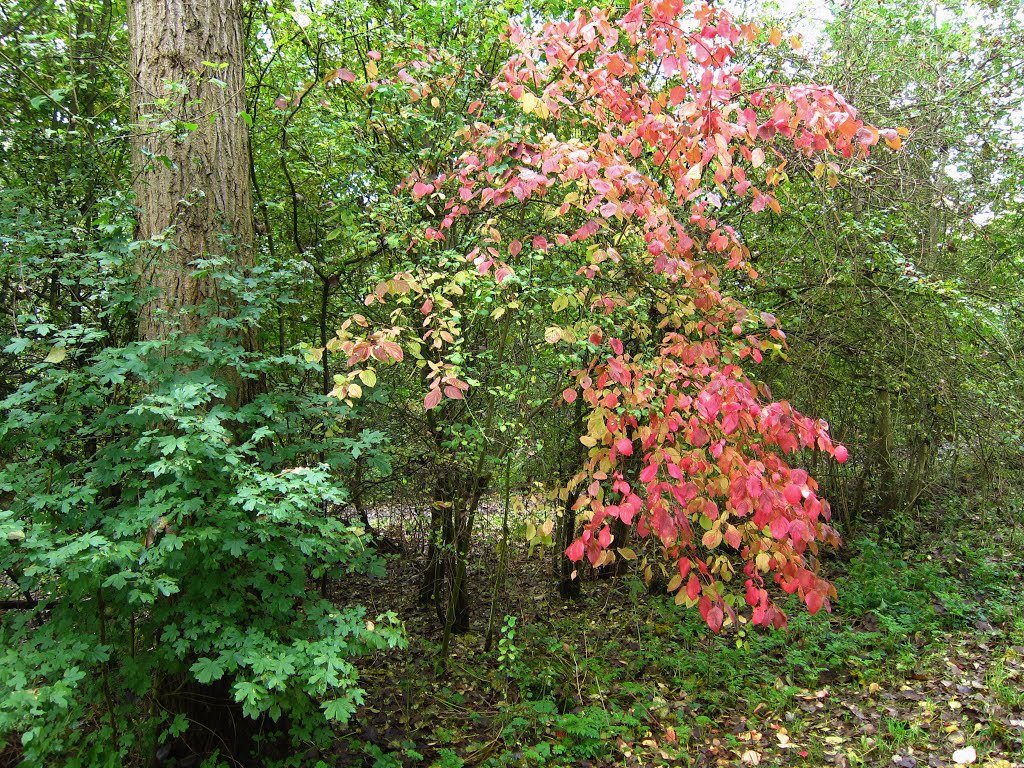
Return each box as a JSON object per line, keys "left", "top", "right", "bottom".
{"left": 322, "top": 697, "right": 356, "bottom": 722}
{"left": 191, "top": 657, "right": 225, "bottom": 684}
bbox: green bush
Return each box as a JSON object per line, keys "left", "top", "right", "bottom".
{"left": 0, "top": 255, "right": 403, "bottom": 765}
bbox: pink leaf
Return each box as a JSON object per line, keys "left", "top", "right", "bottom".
{"left": 424, "top": 387, "right": 442, "bottom": 410}
{"left": 616, "top": 438, "right": 633, "bottom": 456}
{"left": 707, "top": 606, "right": 724, "bottom": 632}
{"left": 412, "top": 181, "right": 434, "bottom": 200}
{"left": 562, "top": 388, "right": 578, "bottom": 404}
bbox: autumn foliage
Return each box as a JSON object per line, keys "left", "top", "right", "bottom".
{"left": 337, "top": 0, "right": 892, "bottom": 631}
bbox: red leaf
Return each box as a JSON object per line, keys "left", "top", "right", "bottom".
{"left": 707, "top": 606, "right": 724, "bottom": 632}
{"left": 835, "top": 445, "right": 849, "bottom": 463}
{"left": 616, "top": 438, "right": 633, "bottom": 456}
{"left": 443, "top": 385, "right": 464, "bottom": 400}
{"left": 562, "top": 388, "right": 578, "bottom": 404}
{"left": 609, "top": 337, "right": 624, "bottom": 355}
{"left": 686, "top": 574, "right": 701, "bottom": 601}
{"left": 423, "top": 387, "right": 442, "bottom": 410}
{"left": 566, "top": 539, "right": 584, "bottom": 561}
{"left": 806, "top": 590, "right": 824, "bottom": 615}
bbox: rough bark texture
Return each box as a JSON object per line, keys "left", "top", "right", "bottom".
{"left": 129, "top": 0, "right": 253, "bottom": 341}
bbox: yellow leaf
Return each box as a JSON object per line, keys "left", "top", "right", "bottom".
{"left": 544, "top": 326, "right": 562, "bottom": 343}
{"left": 552, "top": 294, "right": 569, "bottom": 312}
{"left": 365, "top": 60, "right": 379, "bottom": 79}
{"left": 580, "top": 435, "right": 597, "bottom": 447}
{"left": 44, "top": 343, "right": 67, "bottom": 364}
{"left": 521, "top": 92, "right": 539, "bottom": 115}
{"left": 768, "top": 27, "right": 782, "bottom": 46}
{"left": 618, "top": 547, "right": 637, "bottom": 561}
{"left": 358, "top": 368, "right": 377, "bottom": 387}
{"left": 430, "top": 96, "right": 440, "bottom": 109}
{"left": 347, "top": 383, "right": 362, "bottom": 399}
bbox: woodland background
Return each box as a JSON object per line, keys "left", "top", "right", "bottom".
{"left": 1, "top": 0, "right": 1023, "bottom": 766}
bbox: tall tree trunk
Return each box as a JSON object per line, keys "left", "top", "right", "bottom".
{"left": 129, "top": 0, "right": 253, "bottom": 342}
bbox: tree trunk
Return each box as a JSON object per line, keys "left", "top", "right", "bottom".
{"left": 129, "top": 0, "right": 253, "bottom": 342}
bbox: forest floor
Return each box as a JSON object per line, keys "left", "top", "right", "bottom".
{"left": 330, "top": 492, "right": 1024, "bottom": 768}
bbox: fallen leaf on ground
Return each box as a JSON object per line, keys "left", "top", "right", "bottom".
{"left": 952, "top": 746, "right": 977, "bottom": 764}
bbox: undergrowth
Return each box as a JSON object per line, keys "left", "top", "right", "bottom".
{"left": 349, "top": 494, "right": 1024, "bottom": 767}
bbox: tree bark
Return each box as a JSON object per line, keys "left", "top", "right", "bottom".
{"left": 129, "top": 0, "right": 253, "bottom": 341}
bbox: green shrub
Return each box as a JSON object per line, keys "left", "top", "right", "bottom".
{"left": 0, "top": 256, "right": 403, "bottom": 765}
